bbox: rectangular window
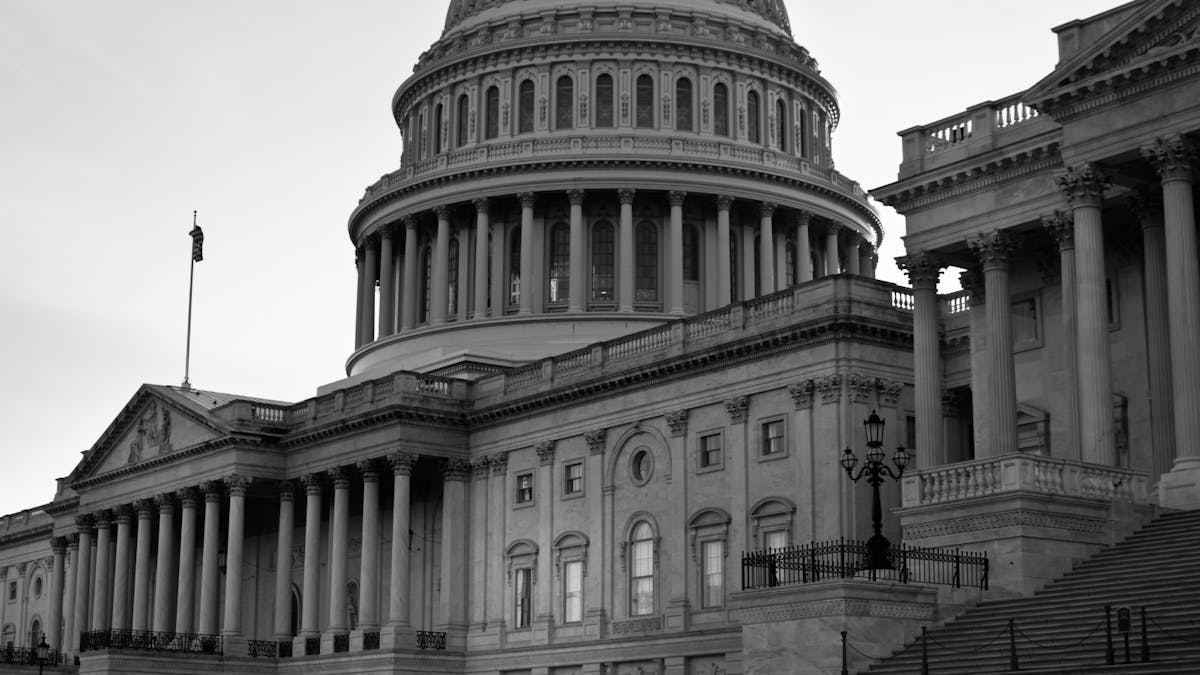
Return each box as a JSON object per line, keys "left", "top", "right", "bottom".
{"left": 514, "top": 567, "right": 532, "bottom": 628}
{"left": 564, "top": 462, "right": 583, "bottom": 495}
{"left": 631, "top": 540, "right": 654, "bottom": 615}
{"left": 761, "top": 419, "right": 784, "bottom": 456}
{"left": 7, "top": 582, "right": 14, "bottom": 601}
{"left": 516, "top": 473, "right": 534, "bottom": 504}
{"left": 699, "top": 433, "right": 722, "bottom": 469}
{"left": 764, "top": 530, "right": 788, "bottom": 550}
{"left": 702, "top": 540, "right": 723, "bottom": 608}
{"left": 564, "top": 560, "right": 583, "bottom": 622}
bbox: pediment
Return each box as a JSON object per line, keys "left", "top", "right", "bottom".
{"left": 71, "top": 385, "right": 230, "bottom": 483}
{"left": 1026, "top": 0, "right": 1200, "bottom": 110}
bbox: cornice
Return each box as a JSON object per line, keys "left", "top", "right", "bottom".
{"left": 70, "top": 436, "right": 248, "bottom": 491}
{"left": 279, "top": 405, "right": 468, "bottom": 451}
{"left": 0, "top": 524, "right": 53, "bottom": 549}
{"left": 1036, "top": 53, "right": 1200, "bottom": 121}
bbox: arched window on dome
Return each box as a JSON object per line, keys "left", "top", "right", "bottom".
{"left": 591, "top": 221, "right": 615, "bottom": 303}
{"left": 420, "top": 244, "right": 432, "bottom": 324}
{"left": 636, "top": 74, "right": 655, "bottom": 128}
{"left": 595, "top": 74, "right": 615, "bottom": 128}
{"left": 799, "top": 105, "right": 808, "bottom": 158}
{"left": 519, "top": 80, "right": 535, "bottom": 134}
{"left": 509, "top": 226, "right": 521, "bottom": 308}
{"left": 456, "top": 93, "right": 470, "bottom": 147}
{"left": 555, "top": 76, "right": 574, "bottom": 130}
{"left": 635, "top": 221, "right": 658, "bottom": 305}
{"left": 485, "top": 86, "right": 500, "bottom": 139}
{"left": 776, "top": 98, "right": 787, "bottom": 152}
{"left": 676, "top": 78, "right": 693, "bottom": 132}
{"left": 628, "top": 521, "right": 656, "bottom": 616}
{"left": 548, "top": 222, "right": 570, "bottom": 305}
{"left": 433, "top": 103, "right": 444, "bottom": 155}
{"left": 713, "top": 83, "right": 730, "bottom": 137}
{"left": 747, "top": 90, "right": 761, "bottom": 144}
{"left": 416, "top": 111, "right": 426, "bottom": 159}
{"left": 448, "top": 237, "right": 460, "bottom": 317}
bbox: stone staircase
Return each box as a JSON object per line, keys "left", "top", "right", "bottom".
{"left": 865, "top": 510, "right": 1200, "bottom": 674}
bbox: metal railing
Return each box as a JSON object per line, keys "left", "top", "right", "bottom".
{"left": 1, "top": 647, "right": 63, "bottom": 666}
{"left": 363, "top": 631, "right": 380, "bottom": 650}
{"left": 742, "top": 538, "right": 989, "bottom": 590}
{"left": 416, "top": 631, "right": 447, "bottom": 650}
{"left": 248, "top": 639, "right": 277, "bottom": 658}
{"left": 79, "top": 629, "right": 222, "bottom": 655}
{"left": 304, "top": 636, "right": 320, "bottom": 656}
{"left": 332, "top": 632, "right": 349, "bottom": 653}
{"left": 278, "top": 640, "right": 293, "bottom": 658}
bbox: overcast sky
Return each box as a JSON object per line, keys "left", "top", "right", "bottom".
{"left": 0, "top": 0, "right": 1119, "bottom": 515}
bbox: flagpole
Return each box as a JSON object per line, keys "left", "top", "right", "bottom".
{"left": 183, "top": 210, "right": 197, "bottom": 390}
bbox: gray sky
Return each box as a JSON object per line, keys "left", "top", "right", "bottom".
{"left": 0, "top": 0, "right": 1118, "bottom": 515}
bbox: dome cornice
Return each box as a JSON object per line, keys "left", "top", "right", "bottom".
{"left": 443, "top": 0, "right": 792, "bottom": 37}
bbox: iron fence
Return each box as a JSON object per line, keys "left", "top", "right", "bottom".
{"left": 332, "top": 632, "right": 350, "bottom": 653}
{"left": 304, "top": 636, "right": 320, "bottom": 655}
{"left": 416, "top": 631, "right": 447, "bottom": 650}
{"left": 278, "top": 639, "right": 293, "bottom": 658}
{"left": 79, "top": 629, "right": 222, "bottom": 655}
{"left": 742, "top": 538, "right": 988, "bottom": 590}
{"left": 1, "top": 647, "right": 63, "bottom": 666}
{"left": 363, "top": 631, "right": 380, "bottom": 650}
{"left": 248, "top": 639, "right": 277, "bottom": 658}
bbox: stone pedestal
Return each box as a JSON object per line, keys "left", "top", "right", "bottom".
{"left": 1158, "top": 462, "right": 1200, "bottom": 509}
{"left": 378, "top": 623, "right": 414, "bottom": 651}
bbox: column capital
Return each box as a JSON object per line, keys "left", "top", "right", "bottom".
{"left": 402, "top": 214, "right": 418, "bottom": 230}
{"left": 1041, "top": 211, "right": 1075, "bottom": 251}
{"left": 793, "top": 210, "right": 811, "bottom": 227}
{"left": 584, "top": 428, "right": 607, "bottom": 454}
{"left": 278, "top": 480, "right": 296, "bottom": 502}
{"left": 443, "top": 458, "right": 472, "bottom": 482}
{"left": 823, "top": 222, "right": 841, "bottom": 236}
{"left": 490, "top": 451, "right": 509, "bottom": 475}
{"left": 1126, "top": 190, "right": 1164, "bottom": 231}
{"left": 665, "top": 409, "right": 689, "bottom": 437}
{"left": 74, "top": 513, "right": 94, "bottom": 531}
{"left": 329, "top": 466, "right": 351, "bottom": 489}
{"left": 895, "top": 251, "right": 942, "bottom": 289}
{"left": 200, "top": 481, "right": 223, "bottom": 503}
{"left": 567, "top": 189, "right": 585, "bottom": 206}
{"left": 50, "top": 536, "right": 69, "bottom": 554}
{"left": 472, "top": 197, "right": 490, "bottom": 214}
{"left": 154, "top": 493, "right": 176, "bottom": 514}
{"left": 759, "top": 201, "right": 777, "bottom": 218}
{"left": 725, "top": 395, "right": 749, "bottom": 424}
{"left": 94, "top": 510, "right": 114, "bottom": 529}
{"left": 176, "top": 487, "right": 198, "bottom": 508}
{"left": 618, "top": 188, "right": 637, "bottom": 205}
{"left": 471, "top": 456, "right": 491, "bottom": 478}
{"left": 363, "top": 232, "right": 381, "bottom": 251}
{"left": 715, "top": 195, "right": 734, "bottom": 211}
{"left": 1055, "top": 163, "right": 1109, "bottom": 207}
{"left": 1142, "top": 135, "right": 1195, "bottom": 182}
{"left": 300, "top": 472, "right": 323, "bottom": 496}
{"left": 357, "top": 459, "right": 380, "bottom": 483}
{"left": 388, "top": 451, "right": 419, "bottom": 476}
{"left": 133, "top": 498, "right": 155, "bottom": 518}
{"left": 668, "top": 190, "right": 687, "bottom": 207}
{"left": 115, "top": 504, "right": 134, "bottom": 524}
{"left": 225, "top": 474, "right": 252, "bottom": 497}
{"left": 68, "top": 533, "right": 80, "bottom": 549}
{"left": 435, "top": 204, "right": 451, "bottom": 220}
{"left": 518, "top": 192, "right": 537, "bottom": 209}
{"left": 967, "top": 230, "right": 1014, "bottom": 271}
{"left": 380, "top": 223, "right": 398, "bottom": 240}
{"left": 535, "top": 440, "right": 556, "bottom": 465}
{"left": 959, "top": 267, "right": 985, "bottom": 305}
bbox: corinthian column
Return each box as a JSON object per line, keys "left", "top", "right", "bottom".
{"left": 355, "top": 247, "right": 365, "bottom": 348}
{"left": 519, "top": 193, "right": 536, "bottom": 315}
{"left": 378, "top": 225, "right": 397, "bottom": 337}
{"left": 437, "top": 460, "right": 470, "bottom": 643}
{"left": 48, "top": 537, "right": 67, "bottom": 651}
{"left": 898, "top": 250, "right": 944, "bottom": 467}
{"left": 568, "top": 189, "right": 585, "bottom": 312}
{"left": 90, "top": 512, "right": 112, "bottom": 630}
{"left": 668, "top": 191, "right": 686, "bottom": 313}
{"left": 131, "top": 499, "right": 154, "bottom": 631}
{"left": 71, "top": 516, "right": 93, "bottom": 652}
{"left": 300, "top": 474, "right": 322, "bottom": 638}
{"left": 1055, "top": 164, "right": 1115, "bottom": 465}
{"left": 825, "top": 224, "right": 840, "bottom": 276}
{"left": 272, "top": 482, "right": 295, "bottom": 641}
{"left": 968, "top": 231, "right": 1017, "bottom": 458}
{"left": 401, "top": 216, "right": 419, "bottom": 330}
{"left": 759, "top": 202, "right": 776, "bottom": 294}
{"left": 618, "top": 189, "right": 637, "bottom": 312}
{"left": 198, "top": 482, "right": 222, "bottom": 635}
{"left": 358, "top": 461, "right": 380, "bottom": 632}
{"left": 62, "top": 537, "right": 78, "bottom": 653}
{"left": 796, "top": 211, "right": 813, "bottom": 283}
{"left": 153, "top": 494, "right": 176, "bottom": 633}
{"left": 473, "top": 198, "right": 490, "bottom": 319}
{"left": 431, "top": 205, "right": 451, "bottom": 324}
{"left": 174, "top": 488, "right": 198, "bottom": 633}
{"left": 716, "top": 196, "right": 733, "bottom": 305}
{"left": 361, "top": 236, "right": 379, "bottom": 344}
{"left": 222, "top": 475, "right": 250, "bottom": 637}
{"left": 328, "top": 467, "right": 350, "bottom": 633}
{"left": 1043, "top": 211, "right": 1081, "bottom": 461}
{"left": 385, "top": 452, "right": 416, "bottom": 643}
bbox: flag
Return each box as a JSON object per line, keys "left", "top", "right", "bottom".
{"left": 190, "top": 224, "right": 204, "bottom": 262}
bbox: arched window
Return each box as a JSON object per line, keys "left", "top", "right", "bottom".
{"left": 555, "top": 75, "right": 574, "bottom": 130}
{"left": 799, "top": 105, "right": 808, "bottom": 158}
{"left": 635, "top": 222, "right": 658, "bottom": 303}
{"left": 676, "top": 78, "right": 693, "bottom": 132}
{"left": 457, "top": 93, "right": 470, "bottom": 146}
{"left": 549, "top": 223, "right": 570, "bottom": 304}
{"left": 776, "top": 98, "right": 787, "bottom": 151}
{"left": 595, "top": 73, "right": 615, "bottom": 128}
{"left": 688, "top": 509, "right": 731, "bottom": 608}
{"left": 509, "top": 226, "right": 522, "bottom": 307}
{"left": 485, "top": 86, "right": 500, "bottom": 139}
{"left": 417, "top": 111, "right": 426, "bottom": 159}
{"left": 636, "top": 74, "right": 654, "bottom": 128}
{"left": 747, "top": 90, "right": 761, "bottom": 143}
{"left": 683, "top": 225, "right": 700, "bottom": 282}
{"left": 629, "top": 522, "right": 655, "bottom": 616}
{"left": 713, "top": 83, "right": 730, "bottom": 137}
{"left": 433, "top": 103, "right": 444, "bottom": 154}
{"left": 420, "top": 245, "right": 432, "bottom": 323}
{"left": 518, "top": 79, "right": 535, "bottom": 134}
{"left": 448, "top": 237, "right": 459, "bottom": 317}
{"left": 591, "top": 221, "right": 615, "bottom": 301}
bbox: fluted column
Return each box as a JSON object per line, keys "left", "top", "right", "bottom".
{"left": 716, "top": 196, "right": 733, "bottom": 305}
{"left": 401, "top": 216, "right": 419, "bottom": 330}
{"left": 131, "top": 499, "right": 154, "bottom": 631}
{"left": 758, "top": 202, "right": 776, "bottom": 294}
{"left": 846, "top": 238, "right": 862, "bottom": 275}
{"left": 272, "top": 482, "right": 296, "bottom": 640}
{"left": 456, "top": 221, "right": 470, "bottom": 321}
{"left": 355, "top": 247, "right": 365, "bottom": 348}
{"left": 668, "top": 191, "right": 686, "bottom": 313}
{"left": 795, "top": 212, "right": 813, "bottom": 283}
{"left": 198, "top": 482, "right": 222, "bottom": 635}
{"left": 860, "top": 246, "right": 875, "bottom": 279}
{"left": 898, "top": 251, "right": 944, "bottom": 467}
{"left": 490, "top": 215, "right": 505, "bottom": 318}
{"left": 110, "top": 507, "right": 132, "bottom": 630}
{"left": 1144, "top": 137, "right": 1200, "bottom": 479}
{"left": 222, "top": 475, "right": 250, "bottom": 637}
{"left": 824, "top": 224, "right": 840, "bottom": 276}
{"left": 378, "top": 226, "right": 397, "bottom": 337}
{"left": 431, "top": 206, "right": 451, "bottom": 324}
{"left": 969, "top": 231, "right": 1017, "bottom": 458}
{"left": 90, "top": 512, "right": 112, "bottom": 630}
{"left": 328, "top": 467, "right": 350, "bottom": 632}
{"left": 361, "top": 237, "right": 378, "bottom": 344}
{"left": 71, "top": 516, "right": 93, "bottom": 653}
{"left": 519, "top": 193, "right": 536, "bottom": 315}
{"left": 470, "top": 198, "right": 490, "bottom": 319}
{"left": 618, "top": 189, "right": 637, "bottom": 311}
{"left": 568, "top": 189, "right": 585, "bottom": 312}
{"left": 1056, "top": 164, "right": 1116, "bottom": 465}
{"left": 152, "top": 495, "right": 176, "bottom": 633}
{"left": 1043, "top": 211, "right": 1082, "bottom": 461}
{"left": 174, "top": 488, "right": 198, "bottom": 633}
{"left": 358, "top": 461, "right": 380, "bottom": 631}
{"left": 300, "top": 474, "right": 322, "bottom": 637}
{"left": 387, "top": 452, "right": 416, "bottom": 632}
{"left": 437, "top": 460, "right": 470, "bottom": 636}
{"left": 62, "top": 537, "right": 78, "bottom": 653}
{"left": 48, "top": 537, "right": 67, "bottom": 651}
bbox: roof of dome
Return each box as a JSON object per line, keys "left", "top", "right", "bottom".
{"left": 443, "top": 0, "right": 792, "bottom": 36}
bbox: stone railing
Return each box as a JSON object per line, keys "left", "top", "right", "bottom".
{"left": 901, "top": 453, "right": 1151, "bottom": 508}
{"left": 942, "top": 290, "right": 970, "bottom": 315}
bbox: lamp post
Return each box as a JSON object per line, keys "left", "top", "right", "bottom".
{"left": 36, "top": 633, "right": 49, "bottom": 675}
{"left": 840, "top": 409, "right": 912, "bottom": 570}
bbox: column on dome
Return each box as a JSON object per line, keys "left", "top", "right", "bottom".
{"left": 456, "top": 219, "right": 470, "bottom": 322}
{"left": 490, "top": 209, "right": 505, "bottom": 319}
{"left": 519, "top": 193, "right": 536, "bottom": 315}
{"left": 401, "top": 216, "right": 419, "bottom": 330}
{"left": 669, "top": 191, "right": 687, "bottom": 313}
{"left": 796, "top": 211, "right": 813, "bottom": 283}
{"left": 152, "top": 494, "right": 176, "bottom": 633}
{"left": 174, "top": 488, "right": 198, "bottom": 633}
{"left": 758, "top": 202, "right": 776, "bottom": 295}
{"left": 1055, "top": 164, "right": 1116, "bottom": 465}
{"left": 568, "top": 189, "right": 585, "bottom": 312}
{"left": 48, "top": 537, "right": 67, "bottom": 652}
{"left": 198, "top": 482, "right": 222, "bottom": 635}
{"left": 90, "top": 512, "right": 112, "bottom": 630}
{"left": 968, "top": 230, "right": 1017, "bottom": 458}
{"left": 378, "top": 225, "right": 397, "bottom": 337}
{"left": 71, "top": 516, "right": 94, "bottom": 652}
{"left": 1042, "top": 211, "right": 1082, "bottom": 461}
{"left": 357, "top": 461, "right": 381, "bottom": 632}
{"left": 859, "top": 244, "right": 876, "bottom": 279}
{"left": 431, "top": 206, "right": 451, "bottom": 324}
{"left": 1143, "top": 137, "right": 1200, "bottom": 482}
{"left": 473, "top": 198, "right": 490, "bottom": 319}
{"left": 437, "top": 460, "right": 470, "bottom": 641}
{"left": 846, "top": 236, "right": 862, "bottom": 275}
{"left": 300, "top": 474, "right": 322, "bottom": 638}
{"left": 824, "top": 224, "right": 840, "bottom": 276}
{"left": 1127, "top": 193, "right": 1174, "bottom": 477}
{"left": 898, "top": 251, "right": 944, "bottom": 467}
{"left": 361, "top": 237, "right": 379, "bottom": 344}
{"left": 328, "top": 467, "right": 350, "bottom": 633}
{"left": 272, "top": 482, "right": 296, "bottom": 641}
{"left": 716, "top": 196, "right": 733, "bottom": 306}
{"left": 741, "top": 221, "right": 756, "bottom": 299}
{"left": 386, "top": 452, "right": 416, "bottom": 637}
{"left": 619, "top": 189, "right": 637, "bottom": 312}
{"left": 355, "top": 247, "right": 365, "bottom": 348}
{"left": 222, "top": 475, "right": 250, "bottom": 637}
{"left": 131, "top": 499, "right": 154, "bottom": 631}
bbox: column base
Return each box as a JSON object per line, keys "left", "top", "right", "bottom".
{"left": 1158, "top": 459, "right": 1200, "bottom": 509}
{"left": 378, "top": 623, "right": 414, "bottom": 651}
{"left": 220, "top": 635, "right": 247, "bottom": 657}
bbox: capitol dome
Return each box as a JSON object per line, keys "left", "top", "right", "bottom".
{"left": 344, "top": 0, "right": 881, "bottom": 380}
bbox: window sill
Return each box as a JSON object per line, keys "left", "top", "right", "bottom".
{"left": 697, "top": 463, "right": 724, "bottom": 475}
{"left": 561, "top": 490, "right": 585, "bottom": 501}
{"left": 757, "top": 451, "right": 788, "bottom": 463}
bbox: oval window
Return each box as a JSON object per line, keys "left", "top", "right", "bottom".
{"left": 631, "top": 446, "right": 654, "bottom": 485}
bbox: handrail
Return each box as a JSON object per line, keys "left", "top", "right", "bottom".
{"left": 741, "top": 538, "right": 989, "bottom": 591}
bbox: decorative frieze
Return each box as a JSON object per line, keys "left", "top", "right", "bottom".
{"left": 788, "top": 380, "right": 815, "bottom": 409}
{"left": 815, "top": 374, "right": 841, "bottom": 404}
{"left": 848, "top": 373, "right": 876, "bottom": 404}
{"left": 903, "top": 510, "right": 1107, "bottom": 540}
{"left": 490, "top": 451, "right": 509, "bottom": 475}
{"left": 664, "top": 409, "right": 689, "bottom": 437}
{"left": 725, "top": 396, "right": 749, "bottom": 424}
{"left": 740, "top": 599, "right": 934, "bottom": 625}
{"left": 879, "top": 379, "right": 904, "bottom": 407}
{"left": 536, "top": 440, "right": 556, "bottom": 465}
{"left": 610, "top": 617, "right": 663, "bottom": 634}
{"left": 584, "top": 428, "right": 606, "bottom": 454}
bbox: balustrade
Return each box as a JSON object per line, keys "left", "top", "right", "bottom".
{"left": 79, "top": 629, "right": 222, "bottom": 655}
{"left": 416, "top": 631, "right": 447, "bottom": 650}
{"left": 247, "top": 639, "right": 277, "bottom": 658}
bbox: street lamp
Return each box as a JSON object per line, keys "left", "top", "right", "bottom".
{"left": 36, "top": 633, "right": 49, "bottom": 675}
{"left": 840, "top": 409, "right": 912, "bottom": 570}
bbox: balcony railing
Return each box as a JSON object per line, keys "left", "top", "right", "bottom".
{"left": 741, "top": 539, "right": 989, "bottom": 591}
{"left": 278, "top": 640, "right": 293, "bottom": 658}
{"left": 416, "top": 631, "right": 447, "bottom": 650}
{"left": 363, "top": 631, "right": 380, "bottom": 650}
{"left": 304, "top": 637, "right": 320, "bottom": 656}
{"left": 1, "top": 647, "right": 63, "bottom": 666}
{"left": 332, "top": 633, "right": 350, "bottom": 653}
{"left": 79, "top": 629, "right": 222, "bottom": 655}
{"left": 247, "top": 640, "right": 277, "bottom": 658}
